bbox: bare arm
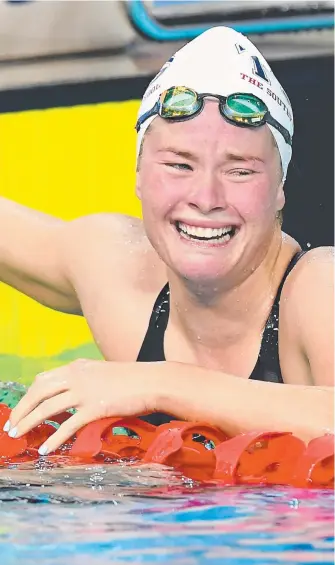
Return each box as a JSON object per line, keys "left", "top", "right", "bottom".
{"left": 279, "top": 246, "right": 334, "bottom": 386}
{"left": 0, "top": 197, "right": 80, "bottom": 312}
{"left": 6, "top": 355, "right": 332, "bottom": 454}
{"left": 0, "top": 198, "right": 150, "bottom": 315}
{"left": 154, "top": 362, "right": 333, "bottom": 442}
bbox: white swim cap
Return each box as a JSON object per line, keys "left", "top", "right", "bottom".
{"left": 136, "top": 26, "right": 293, "bottom": 181}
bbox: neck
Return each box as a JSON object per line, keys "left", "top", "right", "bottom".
{"left": 167, "top": 230, "right": 295, "bottom": 351}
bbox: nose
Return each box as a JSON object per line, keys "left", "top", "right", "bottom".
{"left": 188, "top": 169, "right": 227, "bottom": 214}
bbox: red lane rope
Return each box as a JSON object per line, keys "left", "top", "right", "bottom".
{"left": 0, "top": 404, "right": 333, "bottom": 488}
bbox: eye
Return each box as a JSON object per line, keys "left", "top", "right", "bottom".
{"left": 230, "top": 169, "right": 255, "bottom": 177}
{"left": 165, "top": 162, "right": 193, "bottom": 171}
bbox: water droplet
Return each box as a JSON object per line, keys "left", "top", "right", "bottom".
{"left": 289, "top": 498, "right": 300, "bottom": 509}
{"left": 90, "top": 472, "right": 104, "bottom": 484}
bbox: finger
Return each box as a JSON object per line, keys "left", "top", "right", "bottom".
{"left": 37, "top": 411, "right": 89, "bottom": 456}
{"left": 7, "top": 392, "right": 75, "bottom": 439}
{"left": 6, "top": 370, "right": 70, "bottom": 430}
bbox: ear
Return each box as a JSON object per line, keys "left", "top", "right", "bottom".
{"left": 276, "top": 180, "right": 285, "bottom": 212}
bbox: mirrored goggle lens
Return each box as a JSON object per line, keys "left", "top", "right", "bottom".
{"left": 160, "top": 87, "right": 202, "bottom": 118}
{"left": 224, "top": 94, "right": 267, "bottom": 125}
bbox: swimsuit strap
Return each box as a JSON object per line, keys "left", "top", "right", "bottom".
{"left": 137, "top": 283, "right": 170, "bottom": 362}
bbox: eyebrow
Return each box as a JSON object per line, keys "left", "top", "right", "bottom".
{"left": 158, "top": 148, "right": 197, "bottom": 160}
{"left": 158, "top": 148, "right": 264, "bottom": 164}
{"left": 225, "top": 152, "right": 265, "bottom": 163}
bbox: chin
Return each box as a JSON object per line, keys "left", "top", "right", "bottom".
{"left": 173, "top": 256, "right": 234, "bottom": 287}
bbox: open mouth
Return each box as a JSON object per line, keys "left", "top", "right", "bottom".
{"left": 175, "top": 221, "right": 238, "bottom": 244}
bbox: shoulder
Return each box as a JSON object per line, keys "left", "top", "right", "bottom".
{"left": 67, "top": 213, "right": 145, "bottom": 241}
{"left": 281, "top": 246, "right": 334, "bottom": 302}
{"left": 64, "top": 213, "right": 166, "bottom": 292}
{"left": 280, "top": 246, "right": 334, "bottom": 385}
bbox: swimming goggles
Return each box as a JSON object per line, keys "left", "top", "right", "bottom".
{"left": 136, "top": 86, "right": 292, "bottom": 146}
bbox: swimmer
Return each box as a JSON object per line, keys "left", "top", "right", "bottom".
{"left": 1, "top": 27, "right": 333, "bottom": 455}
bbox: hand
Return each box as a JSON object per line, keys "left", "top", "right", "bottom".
{"left": 3, "top": 359, "right": 160, "bottom": 455}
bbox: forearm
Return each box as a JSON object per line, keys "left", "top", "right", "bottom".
{"left": 154, "top": 362, "right": 334, "bottom": 442}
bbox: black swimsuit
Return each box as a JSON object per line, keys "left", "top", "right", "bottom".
{"left": 137, "top": 251, "right": 306, "bottom": 425}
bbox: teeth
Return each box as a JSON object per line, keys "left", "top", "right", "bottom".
{"left": 178, "top": 222, "right": 234, "bottom": 240}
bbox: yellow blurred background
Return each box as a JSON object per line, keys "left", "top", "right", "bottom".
{"left": 0, "top": 100, "right": 141, "bottom": 384}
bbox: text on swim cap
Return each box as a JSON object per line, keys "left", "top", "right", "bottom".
{"left": 143, "top": 82, "right": 160, "bottom": 101}
{"left": 240, "top": 72, "right": 292, "bottom": 122}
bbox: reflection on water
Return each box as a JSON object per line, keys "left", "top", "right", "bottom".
{"left": 0, "top": 459, "right": 333, "bottom": 565}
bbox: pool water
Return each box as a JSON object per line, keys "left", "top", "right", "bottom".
{"left": 0, "top": 459, "right": 333, "bottom": 565}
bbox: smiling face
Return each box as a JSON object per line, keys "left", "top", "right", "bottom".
{"left": 136, "top": 100, "right": 285, "bottom": 289}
